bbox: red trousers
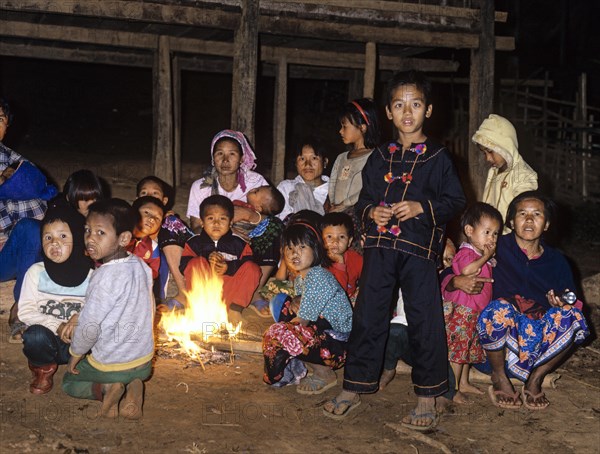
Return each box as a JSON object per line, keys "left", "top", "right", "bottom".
{"left": 184, "top": 257, "right": 261, "bottom": 308}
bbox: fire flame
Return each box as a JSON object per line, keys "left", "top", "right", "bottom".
{"left": 159, "top": 267, "right": 241, "bottom": 359}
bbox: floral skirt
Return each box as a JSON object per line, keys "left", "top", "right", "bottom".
{"left": 443, "top": 301, "right": 485, "bottom": 364}
{"left": 262, "top": 300, "right": 347, "bottom": 385}
{"left": 477, "top": 299, "right": 590, "bottom": 381}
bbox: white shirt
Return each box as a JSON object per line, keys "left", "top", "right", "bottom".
{"left": 276, "top": 175, "right": 329, "bottom": 220}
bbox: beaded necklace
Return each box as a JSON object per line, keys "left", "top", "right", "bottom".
{"left": 377, "top": 142, "right": 427, "bottom": 236}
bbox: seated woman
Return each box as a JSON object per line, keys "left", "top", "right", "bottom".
{"left": 442, "top": 191, "right": 589, "bottom": 410}
{"left": 276, "top": 137, "right": 329, "bottom": 222}
{"left": 186, "top": 129, "right": 268, "bottom": 233}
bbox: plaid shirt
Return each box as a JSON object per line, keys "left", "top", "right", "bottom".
{"left": 0, "top": 143, "right": 47, "bottom": 233}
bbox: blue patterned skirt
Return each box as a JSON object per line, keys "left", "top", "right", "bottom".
{"left": 477, "top": 299, "right": 589, "bottom": 381}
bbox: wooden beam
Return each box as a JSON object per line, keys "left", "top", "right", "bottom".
{"left": 173, "top": 55, "right": 182, "bottom": 186}
{"left": 231, "top": 0, "right": 259, "bottom": 144}
{"left": 272, "top": 55, "right": 287, "bottom": 184}
{"left": 363, "top": 42, "right": 376, "bottom": 99}
{"left": 152, "top": 35, "right": 174, "bottom": 185}
{"left": 0, "top": 1, "right": 514, "bottom": 50}
{"left": 468, "top": 0, "right": 495, "bottom": 200}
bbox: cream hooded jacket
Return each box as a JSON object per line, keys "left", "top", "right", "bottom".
{"left": 472, "top": 114, "right": 538, "bottom": 225}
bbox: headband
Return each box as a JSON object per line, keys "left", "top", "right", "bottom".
{"left": 293, "top": 221, "right": 321, "bottom": 241}
{"left": 352, "top": 101, "right": 370, "bottom": 126}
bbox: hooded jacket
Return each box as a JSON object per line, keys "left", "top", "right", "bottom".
{"left": 472, "top": 114, "right": 538, "bottom": 226}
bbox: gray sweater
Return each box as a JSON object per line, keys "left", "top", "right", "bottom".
{"left": 70, "top": 254, "right": 154, "bottom": 371}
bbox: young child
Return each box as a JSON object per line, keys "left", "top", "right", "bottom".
{"left": 128, "top": 196, "right": 165, "bottom": 280}
{"left": 262, "top": 222, "right": 352, "bottom": 394}
{"left": 180, "top": 195, "right": 261, "bottom": 325}
{"left": 232, "top": 184, "right": 285, "bottom": 317}
{"left": 442, "top": 202, "right": 502, "bottom": 403}
{"left": 276, "top": 138, "right": 329, "bottom": 221}
{"left": 17, "top": 201, "right": 93, "bottom": 394}
{"left": 321, "top": 212, "right": 363, "bottom": 304}
{"left": 63, "top": 199, "right": 154, "bottom": 419}
{"left": 137, "top": 175, "right": 193, "bottom": 306}
{"left": 328, "top": 98, "right": 381, "bottom": 249}
{"left": 473, "top": 114, "right": 537, "bottom": 227}
{"left": 324, "top": 71, "right": 465, "bottom": 429}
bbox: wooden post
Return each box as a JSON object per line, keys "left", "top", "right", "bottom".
{"left": 272, "top": 55, "right": 288, "bottom": 184}
{"left": 152, "top": 35, "right": 174, "bottom": 185}
{"left": 363, "top": 42, "right": 377, "bottom": 99}
{"left": 348, "top": 70, "right": 363, "bottom": 101}
{"left": 468, "top": 0, "right": 495, "bottom": 200}
{"left": 172, "top": 55, "right": 182, "bottom": 186}
{"left": 231, "top": 0, "right": 259, "bottom": 145}
{"left": 579, "top": 73, "right": 588, "bottom": 198}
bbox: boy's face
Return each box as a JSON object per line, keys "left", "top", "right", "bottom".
{"left": 386, "top": 84, "right": 432, "bottom": 137}
{"left": 296, "top": 146, "right": 326, "bottom": 185}
{"left": 322, "top": 225, "right": 352, "bottom": 259}
{"left": 134, "top": 202, "right": 164, "bottom": 239}
{"left": 200, "top": 205, "right": 232, "bottom": 241}
{"left": 246, "top": 186, "right": 272, "bottom": 213}
{"left": 0, "top": 107, "right": 8, "bottom": 142}
{"left": 42, "top": 220, "right": 73, "bottom": 264}
{"left": 138, "top": 181, "right": 169, "bottom": 206}
{"left": 464, "top": 216, "right": 501, "bottom": 255}
{"left": 479, "top": 145, "right": 508, "bottom": 171}
{"left": 85, "top": 212, "right": 131, "bottom": 262}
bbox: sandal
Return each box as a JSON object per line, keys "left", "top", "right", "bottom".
{"left": 521, "top": 388, "right": 550, "bottom": 411}
{"left": 248, "top": 300, "right": 271, "bottom": 318}
{"left": 8, "top": 320, "right": 27, "bottom": 344}
{"left": 487, "top": 385, "right": 522, "bottom": 410}
{"left": 322, "top": 396, "right": 361, "bottom": 420}
{"left": 296, "top": 375, "right": 337, "bottom": 395}
{"left": 401, "top": 409, "right": 440, "bottom": 432}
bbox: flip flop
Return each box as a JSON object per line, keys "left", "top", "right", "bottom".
{"left": 322, "top": 396, "right": 361, "bottom": 420}
{"left": 401, "top": 409, "right": 440, "bottom": 432}
{"left": 487, "top": 385, "right": 522, "bottom": 410}
{"left": 296, "top": 375, "right": 337, "bottom": 395}
{"left": 248, "top": 300, "right": 272, "bottom": 318}
{"left": 521, "top": 388, "right": 550, "bottom": 411}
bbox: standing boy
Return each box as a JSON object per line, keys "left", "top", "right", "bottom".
{"left": 323, "top": 71, "right": 465, "bottom": 431}
{"left": 63, "top": 199, "right": 154, "bottom": 420}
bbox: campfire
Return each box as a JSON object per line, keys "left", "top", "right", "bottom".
{"left": 158, "top": 268, "right": 242, "bottom": 367}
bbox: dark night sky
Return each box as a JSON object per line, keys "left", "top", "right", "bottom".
{"left": 0, "top": 0, "right": 597, "bottom": 176}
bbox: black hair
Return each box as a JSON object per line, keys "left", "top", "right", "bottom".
{"left": 505, "top": 190, "right": 556, "bottom": 230}
{"left": 136, "top": 175, "right": 174, "bottom": 210}
{"left": 0, "top": 97, "right": 13, "bottom": 125}
{"left": 281, "top": 222, "right": 332, "bottom": 268}
{"left": 200, "top": 194, "right": 234, "bottom": 219}
{"left": 213, "top": 137, "right": 242, "bottom": 157}
{"left": 87, "top": 198, "right": 136, "bottom": 235}
{"left": 260, "top": 185, "right": 285, "bottom": 216}
{"left": 294, "top": 136, "right": 328, "bottom": 160}
{"left": 321, "top": 212, "right": 354, "bottom": 239}
{"left": 460, "top": 202, "right": 503, "bottom": 232}
{"left": 338, "top": 98, "right": 381, "bottom": 149}
{"left": 63, "top": 170, "right": 105, "bottom": 210}
{"left": 132, "top": 196, "right": 166, "bottom": 216}
{"left": 286, "top": 209, "right": 324, "bottom": 230}
{"left": 387, "top": 70, "right": 432, "bottom": 108}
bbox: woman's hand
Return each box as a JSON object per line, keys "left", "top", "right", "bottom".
{"left": 67, "top": 356, "right": 82, "bottom": 375}
{"left": 448, "top": 271, "right": 493, "bottom": 294}
{"left": 370, "top": 205, "right": 393, "bottom": 227}
{"left": 546, "top": 289, "right": 572, "bottom": 308}
{"left": 391, "top": 201, "right": 424, "bottom": 222}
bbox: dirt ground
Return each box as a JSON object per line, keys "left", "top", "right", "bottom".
{"left": 1, "top": 153, "right": 600, "bottom": 453}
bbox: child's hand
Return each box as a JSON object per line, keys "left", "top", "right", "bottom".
{"left": 391, "top": 201, "right": 424, "bottom": 222}
{"left": 58, "top": 314, "right": 79, "bottom": 344}
{"left": 209, "top": 252, "right": 227, "bottom": 276}
{"left": 370, "top": 205, "right": 393, "bottom": 226}
{"left": 289, "top": 296, "right": 301, "bottom": 314}
{"left": 67, "top": 356, "right": 82, "bottom": 375}
{"left": 481, "top": 242, "right": 496, "bottom": 261}
{"left": 289, "top": 316, "right": 309, "bottom": 326}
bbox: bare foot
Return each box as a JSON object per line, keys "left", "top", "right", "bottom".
{"left": 459, "top": 382, "right": 484, "bottom": 395}
{"left": 101, "top": 383, "right": 125, "bottom": 418}
{"left": 435, "top": 396, "right": 454, "bottom": 414}
{"left": 379, "top": 368, "right": 396, "bottom": 391}
{"left": 452, "top": 391, "right": 474, "bottom": 405}
{"left": 120, "top": 379, "right": 144, "bottom": 419}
